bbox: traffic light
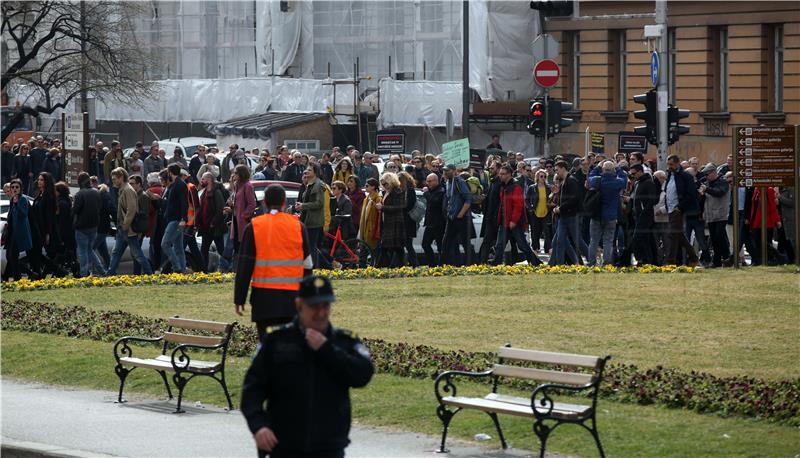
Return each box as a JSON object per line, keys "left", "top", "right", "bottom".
{"left": 527, "top": 98, "right": 546, "bottom": 136}
{"left": 547, "top": 100, "right": 573, "bottom": 136}
{"left": 633, "top": 90, "right": 657, "bottom": 145}
{"left": 668, "top": 105, "right": 690, "bottom": 145}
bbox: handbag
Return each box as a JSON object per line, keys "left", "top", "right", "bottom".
{"left": 408, "top": 197, "right": 426, "bottom": 223}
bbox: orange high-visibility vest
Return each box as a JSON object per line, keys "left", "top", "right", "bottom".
{"left": 186, "top": 182, "right": 196, "bottom": 227}
{"left": 251, "top": 211, "right": 304, "bottom": 290}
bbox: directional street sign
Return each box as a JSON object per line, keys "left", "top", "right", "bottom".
{"left": 533, "top": 59, "right": 560, "bottom": 88}
{"left": 733, "top": 125, "right": 796, "bottom": 187}
{"left": 650, "top": 52, "right": 660, "bottom": 88}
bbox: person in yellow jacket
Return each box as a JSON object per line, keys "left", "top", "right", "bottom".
{"left": 358, "top": 177, "right": 382, "bottom": 250}
{"left": 234, "top": 184, "right": 313, "bottom": 338}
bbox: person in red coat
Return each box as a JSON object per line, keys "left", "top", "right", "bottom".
{"left": 491, "top": 164, "right": 542, "bottom": 266}
{"left": 750, "top": 186, "right": 781, "bottom": 264}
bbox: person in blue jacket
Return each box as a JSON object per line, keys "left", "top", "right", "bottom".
{"left": 586, "top": 161, "right": 628, "bottom": 266}
{"left": 3, "top": 178, "right": 33, "bottom": 280}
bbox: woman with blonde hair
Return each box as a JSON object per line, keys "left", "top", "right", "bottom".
{"left": 375, "top": 172, "right": 406, "bottom": 267}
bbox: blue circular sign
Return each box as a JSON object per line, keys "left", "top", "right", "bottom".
{"left": 650, "top": 52, "right": 660, "bottom": 88}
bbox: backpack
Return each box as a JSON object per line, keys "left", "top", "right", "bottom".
{"left": 583, "top": 187, "right": 602, "bottom": 219}
{"left": 409, "top": 195, "right": 426, "bottom": 223}
{"left": 466, "top": 176, "right": 485, "bottom": 206}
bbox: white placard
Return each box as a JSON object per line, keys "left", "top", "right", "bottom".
{"left": 66, "top": 114, "right": 84, "bottom": 132}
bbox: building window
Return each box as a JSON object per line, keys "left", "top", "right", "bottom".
{"left": 711, "top": 27, "right": 728, "bottom": 112}
{"left": 285, "top": 140, "right": 320, "bottom": 153}
{"left": 610, "top": 30, "right": 627, "bottom": 111}
{"left": 773, "top": 25, "right": 784, "bottom": 112}
{"left": 668, "top": 28, "right": 676, "bottom": 104}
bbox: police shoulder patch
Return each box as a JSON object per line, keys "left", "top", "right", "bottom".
{"left": 266, "top": 322, "right": 293, "bottom": 335}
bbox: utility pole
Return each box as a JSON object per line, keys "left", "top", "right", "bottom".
{"left": 656, "top": 0, "right": 668, "bottom": 170}
{"left": 80, "top": 0, "right": 88, "bottom": 114}
{"left": 462, "top": 0, "right": 470, "bottom": 141}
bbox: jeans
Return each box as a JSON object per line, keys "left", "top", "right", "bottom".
{"left": 685, "top": 214, "right": 710, "bottom": 263}
{"left": 588, "top": 219, "right": 617, "bottom": 266}
{"left": 422, "top": 225, "right": 444, "bottom": 267}
{"left": 442, "top": 216, "right": 471, "bottom": 266}
{"left": 106, "top": 231, "right": 152, "bottom": 276}
{"left": 707, "top": 221, "right": 730, "bottom": 266}
{"left": 93, "top": 233, "right": 110, "bottom": 268}
{"left": 201, "top": 232, "right": 226, "bottom": 271}
{"left": 493, "top": 225, "right": 540, "bottom": 265}
{"left": 75, "top": 228, "right": 104, "bottom": 277}
{"left": 161, "top": 220, "right": 186, "bottom": 273}
{"left": 549, "top": 215, "right": 580, "bottom": 265}
{"left": 665, "top": 211, "right": 698, "bottom": 265}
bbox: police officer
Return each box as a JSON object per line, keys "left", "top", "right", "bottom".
{"left": 235, "top": 184, "right": 313, "bottom": 338}
{"left": 241, "top": 275, "right": 374, "bottom": 458}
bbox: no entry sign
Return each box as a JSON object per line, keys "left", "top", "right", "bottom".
{"left": 534, "top": 59, "right": 560, "bottom": 88}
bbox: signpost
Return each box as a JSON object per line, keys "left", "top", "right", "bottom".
{"left": 731, "top": 125, "right": 799, "bottom": 268}
{"left": 375, "top": 132, "right": 405, "bottom": 155}
{"left": 441, "top": 138, "right": 471, "bottom": 169}
{"left": 61, "top": 112, "right": 88, "bottom": 187}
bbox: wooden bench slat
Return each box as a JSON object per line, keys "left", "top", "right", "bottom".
{"left": 492, "top": 364, "right": 594, "bottom": 386}
{"left": 497, "top": 347, "right": 601, "bottom": 368}
{"left": 168, "top": 317, "right": 231, "bottom": 333}
{"left": 484, "top": 393, "right": 592, "bottom": 416}
{"left": 164, "top": 332, "right": 225, "bottom": 347}
{"left": 443, "top": 396, "right": 588, "bottom": 420}
{"left": 119, "top": 356, "right": 221, "bottom": 373}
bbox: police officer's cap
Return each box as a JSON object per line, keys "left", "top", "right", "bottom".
{"left": 299, "top": 275, "right": 336, "bottom": 305}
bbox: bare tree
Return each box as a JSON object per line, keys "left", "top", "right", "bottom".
{"left": 1, "top": 0, "right": 158, "bottom": 140}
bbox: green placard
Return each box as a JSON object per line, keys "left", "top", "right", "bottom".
{"left": 441, "top": 138, "right": 471, "bottom": 168}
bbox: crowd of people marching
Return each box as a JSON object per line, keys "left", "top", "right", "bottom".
{"left": 1, "top": 135, "right": 796, "bottom": 281}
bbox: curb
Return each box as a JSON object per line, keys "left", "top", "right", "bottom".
{"left": 1, "top": 438, "right": 116, "bottom": 458}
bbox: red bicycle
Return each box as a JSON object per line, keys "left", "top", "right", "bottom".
{"left": 322, "top": 227, "right": 375, "bottom": 268}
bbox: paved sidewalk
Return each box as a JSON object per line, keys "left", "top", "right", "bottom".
{"left": 1, "top": 379, "right": 537, "bottom": 457}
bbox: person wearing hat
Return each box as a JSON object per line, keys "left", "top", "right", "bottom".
{"left": 235, "top": 184, "right": 313, "bottom": 338}
{"left": 441, "top": 163, "right": 473, "bottom": 266}
{"left": 699, "top": 163, "right": 730, "bottom": 267}
{"left": 241, "top": 275, "right": 374, "bottom": 458}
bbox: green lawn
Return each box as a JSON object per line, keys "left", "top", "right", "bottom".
{"left": 5, "top": 267, "right": 799, "bottom": 380}
{"left": 4, "top": 330, "right": 799, "bottom": 458}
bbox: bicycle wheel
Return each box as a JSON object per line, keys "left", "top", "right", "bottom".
{"left": 343, "top": 239, "right": 375, "bottom": 269}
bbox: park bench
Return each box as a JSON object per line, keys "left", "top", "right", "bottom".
{"left": 434, "top": 345, "right": 611, "bottom": 457}
{"left": 113, "top": 316, "right": 237, "bottom": 413}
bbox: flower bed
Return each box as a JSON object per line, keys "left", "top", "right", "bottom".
{"left": 3, "top": 299, "right": 796, "bottom": 425}
{"left": 1, "top": 264, "right": 695, "bottom": 292}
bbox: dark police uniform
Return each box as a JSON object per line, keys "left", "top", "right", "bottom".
{"left": 241, "top": 277, "right": 374, "bottom": 458}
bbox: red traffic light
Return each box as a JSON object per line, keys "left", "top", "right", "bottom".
{"left": 531, "top": 102, "right": 543, "bottom": 117}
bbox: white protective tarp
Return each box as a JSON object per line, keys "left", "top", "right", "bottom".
{"left": 376, "top": 80, "right": 462, "bottom": 130}
{"left": 79, "top": 78, "right": 354, "bottom": 122}
{"left": 255, "top": 1, "right": 314, "bottom": 78}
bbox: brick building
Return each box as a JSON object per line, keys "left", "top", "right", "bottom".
{"left": 544, "top": 1, "right": 799, "bottom": 164}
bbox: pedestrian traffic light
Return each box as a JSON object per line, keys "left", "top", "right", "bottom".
{"left": 668, "top": 105, "right": 690, "bottom": 145}
{"left": 527, "top": 98, "right": 546, "bottom": 136}
{"left": 633, "top": 90, "right": 657, "bottom": 145}
{"left": 547, "top": 100, "right": 573, "bottom": 136}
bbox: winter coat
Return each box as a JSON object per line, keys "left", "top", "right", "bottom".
{"left": 73, "top": 187, "right": 101, "bottom": 230}
{"left": 631, "top": 175, "right": 659, "bottom": 223}
{"left": 587, "top": 167, "right": 627, "bottom": 222}
{"left": 665, "top": 167, "right": 700, "bottom": 216}
{"left": 345, "top": 188, "right": 366, "bottom": 229}
{"left": 232, "top": 180, "right": 257, "bottom": 241}
{"left": 497, "top": 180, "right": 528, "bottom": 229}
{"left": 358, "top": 191, "right": 381, "bottom": 249}
{"left": 403, "top": 186, "right": 417, "bottom": 236}
{"left": 750, "top": 187, "right": 781, "bottom": 230}
{"left": 778, "top": 188, "right": 795, "bottom": 241}
{"left": 330, "top": 194, "right": 355, "bottom": 240}
{"left": 702, "top": 176, "right": 730, "bottom": 223}
{"left": 423, "top": 185, "right": 446, "bottom": 229}
{"left": 300, "top": 178, "right": 326, "bottom": 229}
{"left": 9, "top": 195, "right": 33, "bottom": 252}
{"left": 116, "top": 183, "right": 140, "bottom": 237}
{"left": 380, "top": 187, "right": 406, "bottom": 248}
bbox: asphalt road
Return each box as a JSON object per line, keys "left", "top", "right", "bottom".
{"left": 1, "top": 379, "right": 540, "bottom": 458}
